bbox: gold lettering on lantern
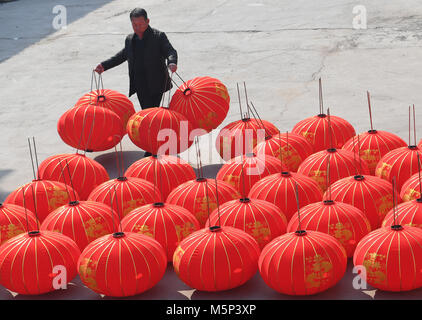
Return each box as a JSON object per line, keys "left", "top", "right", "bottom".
{"left": 361, "top": 149, "right": 380, "bottom": 168}
{"left": 79, "top": 258, "right": 99, "bottom": 290}
{"left": 198, "top": 112, "right": 217, "bottom": 130}
{"left": 175, "top": 222, "right": 196, "bottom": 242}
{"left": 133, "top": 224, "right": 154, "bottom": 237}
{"left": 246, "top": 221, "right": 270, "bottom": 246}
{"left": 376, "top": 194, "right": 394, "bottom": 221}
{"left": 1, "top": 224, "right": 24, "bottom": 243}
{"left": 329, "top": 222, "right": 353, "bottom": 247}
{"left": 215, "top": 83, "right": 229, "bottom": 102}
{"left": 48, "top": 186, "right": 69, "bottom": 211}
{"left": 403, "top": 189, "right": 420, "bottom": 202}
{"left": 300, "top": 131, "right": 315, "bottom": 143}
{"left": 362, "top": 252, "right": 387, "bottom": 285}
{"left": 376, "top": 162, "right": 392, "bottom": 179}
{"left": 194, "top": 196, "right": 217, "bottom": 226}
{"left": 305, "top": 254, "right": 333, "bottom": 288}
{"left": 123, "top": 199, "right": 146, "bottom": 217}
{"left": 173, "top": 247, "right": 185, "bottom": 275}
{"left": 84, "top": 217, "right": 108, "bottom": 240}
{"left": 224, "top": 174, "right": 240, "bottom": 190}
{"left": 309, "top": 170, "right": 327, "bottom": 190}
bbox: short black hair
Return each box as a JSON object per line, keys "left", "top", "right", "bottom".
{"left": 130, "top": 8, "right": 148, "bottom": 20}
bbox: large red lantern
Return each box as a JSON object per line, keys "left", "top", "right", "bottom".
{"left": 173, "top": 226, "right": 260, "bottom": 292}
{"left": 292, "top": 114, "right": 356, "bottom": 153}
{"left": 40, "top": 200, "right": 119, "bottom": 251}
{"left": 5, "top": 180, "right": 79, "bottom": 223}
{"left": 121, "top": 202, "right": 200, "bottom": 261}
{"left": 375, "top": 145, "right": 422, "bottom": 191}
{"left": 87, "top": 177, "right": 158, "bottom": 219}
{"left": 287, "top": 200, "right": 371, "bottom": 257}
{"left": 169, "top": 76, "right": 230, "bottom": 133}
{"left": 342, "top": 131, "right": 406, "bottom": 175}
{"left": 38, "top": 153, "right": 109, "bottom": 200}
{"left": 127, "top": 107, "right": 193, "bottom": 155}
{"left": 166, "top": 178, "right": 240, "bottom": 227}
{"left": 0, "top": 203, "right": 37, "bottom": 245}
{"left": 382, "top": 199, "right": 422, "bottom": 229}
{"left": 325, "top": 174, "right": 396, "bottom": 230}
{"left": 254, "top": 132, "right": 313, "bottom": 172}
{"left": 205, "top": 198, "right": 287, "bottom": 249}
{"left": 298, "top": 148, "right": 370, "bottom": 192}
{"left": 0, "top": 230, "right": 80, "bottom": 295}
{"left": 400, "top": 171, "right": 422, "bottom": 202}
{"left": 249, "top": 171, "right": 323, "bottom": 220}
{"left": 259, "top": 230, "right": 347, "bottom": 295}
{"left": 216, "top": 153, "right": 282, "bottom": 196}
{"left": 353, "top": 225, "right": 422, "bottom": 291}
{"left": 124, "top": 155, "right": 196, "bottom": 200}
{"left": 216, "top": 117, "right": 279, "bottom": 161}
{"left": 75, "top": 89, "right": 135, "bottom": 128}
{"left": 78, "top": 231, "right": 167, "bottom": 297}
{"left": 57, "top": 104, "right": 124, "bottom": 152}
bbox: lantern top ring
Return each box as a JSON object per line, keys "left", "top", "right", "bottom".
{"left": 327, "top": 148, "right": 337, "bottom": 153}
{"left": 239, "top": 198, "right": 251, "bottom": 203}
{"left": 417, "top": 198, "right": 422, "bottom": 203}
{"left": 281, "top": 171, "right": 291, "bottom": 177}
{"left": 391, "top": 225, "right": 403, "bottom": 231}
{"left": 367, "top": 129, "right": 378, "bottom": 134}
{"left": 28, "top": 230, "right": 41, "bottom": 237}
{"left": 69, "top": 201, "right": 79, "bottom": 206}
{"left": 295, "top": 230, "right": 307, "bottom": 236}
{"left": 113, "top": 232, "right": 125, "bottom": 238}
{"left": 408, "top": 145, "right": 418, "bottom": 150}
{"left": 323, "top": 200, "right": 335, "bottom": 205}
{"left": 196, "top": 177, "right": 207, "bottom": 182}
{"left": 117, "top": 176, "right": 128, "bottom": 182}
{"left": 317, "top": 114, "right": 327, "bottom": 118}
{"left": 97, "top": 95, "right": 107, "bottom": 103}
{"left": 153, "top": 202, "right": 165, "bottom": 207}
{"left": 353, "top": 175, "right": 365, "bottom": 181}
{"left": 183, "top": 88, "right": 192, "bottom": 96}
{"left": 209, "top": 225, "right": 222, "bottom": 232}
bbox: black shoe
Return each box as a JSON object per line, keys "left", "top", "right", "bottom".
{"left": 144, "top": 151, "right": 152, "bottom": 157}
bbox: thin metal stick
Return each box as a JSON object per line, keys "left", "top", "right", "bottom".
{"left": 357, "top": 134, "right": 363, "bottom": 175}
{"left": 327, "top": 108, "right": 334, "bottom": 150}
{"left": 28, "top": 138, "right": 36, "bottom": 180}
{"left": 57, "top": 159, "right": 71, "bottom": 200}
{"left": 109, "top": 187, "right": 117, "bottom": 233}
{"left": 243, "top": 82, "right": 251, "bottom": 119}
{"left": 32, "top": 137, "right": 40, "bottom": 179}
{"left": 392, "top": 177, "right": 397, "bottom": 226}
{"left": 326, "top": 153, "right": 332, "bottom": 200}
{"left": 352, "top": 136, "right": 358, "bottom": 176}
{"left": 250, "top": 101, "right": 270, "bottom": 138}
{"left": 319, "top": 78, "right": 324, "bottom": 114}
{"left": 240, "top": 154, "right": 247, "bottom": 198}
{"left": 21, "top": 187, "right": 30, "bottom": 233}
{"left": 294, "top": 183, "right": 302, "bottom": 232}
{"left": 204, "top": 178, "right": 213, "bottom": 228}
{"left": 214, "top": 178, "right": 222, "bottom": 227}
{"left": 30, "top": 183, "right": 40, "bottom": 231}
{"left": 409, "top": 106, "right": 411, "bottom": 146}
{"left": 367, "top": 91, "right": 374, "bottom": 131}
{"left": 65, "top": 159, "right": 78, "bottom": 201}
{"left": 278, "top": 131, "right": 283, "bottom": 171}
{"left": 413, "top": 104, "right": 417, "bottom": 146}
{"left": 237, "top": 83, "right": 244, "bottom": 119}
{"left": 113, "top": 185, "right": 123, "bottom": 232}
{"left": 417, "top": 153, "right": 422, "bottom": 199}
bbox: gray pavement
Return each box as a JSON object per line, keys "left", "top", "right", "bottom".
{"left": 1, "top": 0, "right": 422, "bottom": 300}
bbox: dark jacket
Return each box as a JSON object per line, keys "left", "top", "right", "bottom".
{"left": 101, "top": 26, "right": 178, "bottom": 97}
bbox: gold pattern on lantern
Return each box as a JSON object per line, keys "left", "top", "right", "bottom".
{"left": 79, "top": 258, "right": 99, "bottom": 291}
{"left": 329, "top": 222, "right": 353, "bottom": 247}
{"left": 309, "top": 170, "right": 327, "bottom": 190}
{"left": 194, "top": 196, "right": 217, "bottom": 226}
{"left": 215, "top": 83, "right": 229, "bottom": 102}
{"left": 198, "top": 112, "right": 217, "bottom": 130}
{"left": 403, "top": 189, "right": 420, "bottom": 202}
{"left": 363, "top": 252, "right": 387, "bottom": 285}
{"left": 123, "top": 199, "right": 146, "bottom": 217}
{"left": 48, "top": 186, "right": 69, "bottom": 211}
{"left": 133, "top": 224, "right": 154, "bottom": 237}
{"left": 376, "top": 194, "right": 394, "bottom": 221}
{"left": 246, "top": 221, "right": 270, "bottom": 245}
{"left": 84, "top": 217, "right": 108, "bottom": 240}
{"left": 175, "top": 222, "right": 196, "bottom": 242}
{"left": 1, "top": 224, "right": 24, "bottom": 244}
{"left": 300, "top": 131, "right": 315, "bottom": 143}
{"left": 376, "top": 162, "right": 392, "bottom": 179}
{"left": 361, "top": 149, "right": 380, "bottom": 168}
{"left": 305, "top": 254, "right": 333, "bottom": 288}
{"left": 224, "top": 174, "right": 240, "bottom": 189}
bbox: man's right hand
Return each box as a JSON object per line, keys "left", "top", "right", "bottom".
{"left": 94, "top": 64, "right": 104, "bottom": 74}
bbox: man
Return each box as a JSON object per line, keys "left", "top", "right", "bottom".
{"left": 94, "top": 8, "right": 177, "bottom": 110}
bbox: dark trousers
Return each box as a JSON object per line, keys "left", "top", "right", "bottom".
{"left": 136, "top": 91, "right": 163, "bottom": 109}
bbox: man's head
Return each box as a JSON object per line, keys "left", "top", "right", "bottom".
{"left": 130, "top": 8, "right": 149, "bottom": 37}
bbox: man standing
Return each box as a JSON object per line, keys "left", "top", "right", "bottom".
{"left": 94, "top": 8, "right": 177, "bottom": 109}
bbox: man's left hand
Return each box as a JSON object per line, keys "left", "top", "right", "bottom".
{"left": 168, "top": 63, "right": 177, "bottom": 73}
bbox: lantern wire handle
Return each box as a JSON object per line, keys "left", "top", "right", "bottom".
{"left": 240, "top": 153, "right": 247, "bottom": 198}
{"left": 319, "top": 78, "right": 324, "bottom": 115}
{"left": 21, "top": 187, "right": 30, "bottom": 233}
{"left": 409, "top": 105, "right": 411, "bottom": 147}
{"left": 89, "top": 70, "right": 98, "bottom": 105}
{"left": 286, "top": 131, "right": 289, "bottom": 166}
{"left": 32, "top": 137, "right": 40, "bottom": 180}
{"left": 174, "top": 71, "right": 187, "bottom": 84}
{"left": 113, "top": 144, "right": 122, "bottom": 178}
{"left": 357, "top": 134, "right": 363, "bottom": 175}
{"left": 249, "top": 101, "right": 271, "bottom": 139}
{"left": 243, "top": 82, "right": 251, "bottom": 119}
{"left": 327, "top": 108, "right": 334, "bottom": 150}
{"left": 214, "top": 178, "right": 222, "bottom": 228}
{"left": 278, "top": 132, "right": 283, "bottom": 171}
{"left": 413, "top": 104, "right": 417, "bottom": 146}
{"left": 237, "top": 83, "right": 244, "bottom": 120}
{"left": 113, "top": 185, "right": 123, "bottom": 233}
{"left": 326, "top": 153, "right": 332, "bottom": 200}
{"left": 153, "top": 155, "right": 158, "bottom": 203}
{"left": 30, "top": 183, "right": 40, "bottom": 231}
{"left": 109, "top": 186, "right": 117, "bottom": 233}
{"left": 82, "top": 112, "right": 97, "bottom": 154}
{"left": 417, "top": 153, "right": 422, "bottom": 199}
{"left": 27, "top": 138, "right": 37, "bottom": 181}
{"left": 294, "top": 182, "right": 303, "bottom": 232}
{"left": 352, "top": 136, "right": 358, "bottom": 176}
{"left": 392, "top": 176, "right": 397, "bottom": 227}
{"left": 64, "top": 159, "right": 78, "bottom": 202}
{"left": 120, "top": 141, "right": 125, "bottom": 178}
{"left": 159, "top": 155, "right": 164, "bottom": 203}
{"left": 194, "top": 136, "right": 204, "bottom": 179}
{"left": 367, "top": 91, "right": 374, "bottom": 131}
{"left": 167, "top": 72, "right": 174, "bottom": 108}
{"left": 57, "top": 159, "right": 71, "bottom": 201}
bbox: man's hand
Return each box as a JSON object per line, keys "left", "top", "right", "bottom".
{"left": 94, "top": 64, "right": 105, "bottom": 74}
{"left": 168, "top": 63, "right": 177, "bottom": 73}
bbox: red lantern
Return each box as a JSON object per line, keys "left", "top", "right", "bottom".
{"left": 40, "top": 200, "right": 119, "bottom": 251}
{"left": 0, "top": 230, "right": 80, "bottom": 295}
{"left": 121, "top": 202, "right": 200, "bottom": 261}
{"left": 382, "top": 199, "right": 422, "bottom": 229}
{"left": 0, "top": 203, "right": 37, "bottom": 245}
{"left": 5, "top": 180, "right": 79, "bottom": 223}
{"left": 375, "top": 145, "right": 422, "bottom": 191}
{"left": 205, "top": 198, "right": 287, "bottom": 249}
{"left": 124, "top": 155, "right": 196, "bottom": 200}
{"left": 57, "top": 104, "right": 124, "bottom": 152}
{"left": 342, "top": 130, "right": 407, "bottom": 175}
{"left": 401, "top": 171, "right": 422, "bottom": 202}
{"left": 173, "top": 226, "right": 260, "bottom": 292}
{"left": 287, "top": 200, "right": 371, "bottom": 257}
{"left": 292, "top": 114, "right": 356, "bottom": 152}
{"left": 78, "top": 232, "right": 167, "bottom": 297}
{"left": 254, "top": 132, "right": 313, "bottom": 172}
{"left": 216, "top": 153, "right": 282, "bottom": 196}
{"left": 353, "top": 225, "right": 422, "bottom": 291}
{"left": 38, "top": 153, "right": 109, "bottom": 200}
{"left": 259, "top": 230, "right": 347, "bottom": 295}
{"left": 127, "top": 107, "right": 193, "bottom": 155}
{"left": 326, "top": 175, "right": 396, "bottom": 230}
{"left": 169, "top": 76, "right": 230, "bottom": 133}
{"left": 87, "top": 177, "right": 158, "bottom": 219}
{"left": 216, "top": 117, "right": 279, "bottom": 161}
{"left": 298, "top": 148, "right": 370, "bottom": 192}
{"left": 166, "top": 178, "right": 240, "bottom": 227}
{"left": 75, "top": 89, "right": 135, "bottom": 128}
{"left": 249, "top": 171, "right": 323, "bottom": 220}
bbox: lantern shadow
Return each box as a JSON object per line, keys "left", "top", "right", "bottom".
{"left": 0, "top": 169, "right": 14, "bottom": 203}
{"left": 13, "top": 276, "right": 101, "bottom": 300}
{"left": 0, "top": 285, "right": 14, "bottom": 300}
{"left": 94, "top": 151, "right": 145, "bottom": 179}
{"left": 193, "top": 164, "right": 223, "bottom": 179}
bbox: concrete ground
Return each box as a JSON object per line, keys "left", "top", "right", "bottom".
{"left": 1, "top": 0, "right": 422, "bottom": 300}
